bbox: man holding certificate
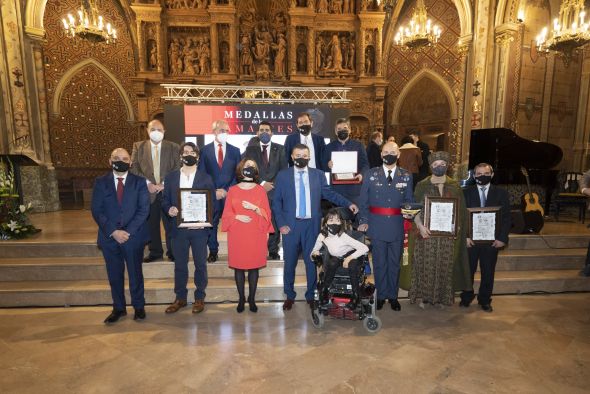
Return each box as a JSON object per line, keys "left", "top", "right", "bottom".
{"left": 460, "top": 163, "right": 511, "bottom": 312}
{"left": 358, "top": 142, "right": 413, "bottom": 311}
{"left": 323, "top": 118, "right": 370, "bottom": 205}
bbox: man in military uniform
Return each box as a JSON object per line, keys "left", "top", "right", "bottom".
{"left": 358, "top": 142, "right": 414, "bottom": 311}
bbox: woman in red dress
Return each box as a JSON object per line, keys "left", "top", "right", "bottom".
{"left": 221, "top": 158, "right": 273, "bottom": 313}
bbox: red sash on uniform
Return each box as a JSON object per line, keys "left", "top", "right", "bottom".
{"left": 369, "top": 206, "right": 401, "bottom": 216}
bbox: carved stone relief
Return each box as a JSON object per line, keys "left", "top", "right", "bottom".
{"left": 315, "top": 31, "right": 356, "bottom": 78}
{"left": 168, "top": 28, "right": 211, "bottom": 76}
{"left": 166, "top": 0, "right": 209, "bottom": 10}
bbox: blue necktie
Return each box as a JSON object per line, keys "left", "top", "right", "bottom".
{"left": 298, "top": 171, "right": 306, "bottom": 218}
{"left": 480, "top": 187, "right": 487, "bottom": 207}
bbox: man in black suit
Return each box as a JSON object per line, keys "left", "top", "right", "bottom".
{"left": 409, "top": 131, "right": 430, "bottom": 184}
{"left": 366, "top": 131, "right": 383, "bottom": 168}
{"left": 243, "top": 121, "right": 288, "bottom": 260}
{"left": 460, "top": 163, "right": 511, "bottom": 312}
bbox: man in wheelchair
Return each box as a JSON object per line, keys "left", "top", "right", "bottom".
{"left": 311, "top": 208, "right": 369, "bottom": 309}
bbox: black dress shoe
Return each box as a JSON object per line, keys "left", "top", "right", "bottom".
{"left": 459, "top": 300, "right": 470, "bottom": 307}
{"left": 376, "top": 299, "right": 385, "bottom": 310}
{"left": 207, "top": 252, "right": 218, "bottom": 263}
{"left": 390, "top": 299, "right": 401, "bottom": 311}
{"left": 480, "top": 304, "right": 493, "bottom": 313}
{"left": 248, "top": 297, "right": 258, "bottom": 313}
{"left": 143, "top": 255, "right": 162, "bottom": 263}
{"left": 104, "top": 309, "right": 127, "bottom": 324}
{"left": 236, "top": 298, "right": 245, "bottom": 313}
{"left": 167, "top": 255, "right": 175, "bottom": 262}
{"left": 268, "top": 252, "right": 281, "bottom": 260}
{"left": 134, "top": 308, "right": 146, "bottom": 320}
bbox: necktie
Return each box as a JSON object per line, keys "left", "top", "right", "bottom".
{"left": 480, "top": 187, "right": 487, "bottom": 207}
{"left": 298, "top": 171, "right": 306, "bottom": 218}
{"left": 262, "top": 144, "right": 269, "bottom": 167}
{"left": 387, "top": 170, "right": 393, "bottom": 184}
{"left": 217, "top": 143, "right": 223, "bottom": 169}
{"left": 153, "top": 145, "right": 160, "bottom": 184}
{"left": 116, "top": 177, "right": 124, "bottom": 205}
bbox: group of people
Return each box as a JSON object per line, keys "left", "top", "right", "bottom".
{"left": 91, "top": 113, "right": 511, "bottom": 325}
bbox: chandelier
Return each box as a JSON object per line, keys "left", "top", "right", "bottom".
{"left": 62, "top": 0, "right": 117, "bottom": 44}
{"left": 536, "top": 0, "right": 590, "bottom": 59}
{"left": 394, "top": 0, "right": 441, "bottom": 51}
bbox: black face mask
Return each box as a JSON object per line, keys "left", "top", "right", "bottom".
{"left": 327, "top": 224, "right": 342, "bottom": 235}
{"left": 337, "top": 130, "right": 349, "bottom": 141}
{"left": 293, "top": 157, "right": 309, "bottom": 168}
{"left": 432, "top": 165, "right": 447, "bottom": 177}
{"left": 181, "top": 155, "right": 198, "bottom": 166}
{"left": 112, "top": 161, "right": 130, "bottom": 173}
{"left": 242, "top": 166, "right": 258, "bottom": 179}
{"left": 298, "top": 124, "right": 311, "bottom": 136}
{"left": 475, "top": 175, "right": 492, "bottom": 186}
{"left": 382, "top": 154, "right": 398, "bottom": 166}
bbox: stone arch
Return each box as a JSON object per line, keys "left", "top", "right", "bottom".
{"left": 52, "top": 58, "right": 135, "bottom": 122}
{"left": 391, "top": 69, "right": 457, "bottom": 125}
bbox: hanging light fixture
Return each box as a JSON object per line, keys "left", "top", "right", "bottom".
{"left": 62, "top": 0, "right": 117, "bottom": 44}
{"left": 536, "top": 0, "right": 590, "bottom": 60}
{"left": 394, "top": 0, "right": 441, "bottom": 51}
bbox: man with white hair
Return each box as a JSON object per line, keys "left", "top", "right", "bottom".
{"left": 198, "top": 119, "right": 241, "bottom": 262}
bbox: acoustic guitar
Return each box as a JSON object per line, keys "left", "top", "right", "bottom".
{"left": 520, "top": 166, "right": 544, "bottom": 233}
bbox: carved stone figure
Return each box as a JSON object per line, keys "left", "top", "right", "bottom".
{"left": 348, "top": 41, "right": 355, "bottom": 70}
{"left": 315, "top": 37, "right": 324, "bottom": 70}
{"left": 341, "top": 39, "right": 349, "bottom": 68}
{"left": 360, "top": 0, "right": 369, "bottom": 11}
{"left": 273, "top": 33, "right": 287, "bottom": 78}
{"left": 365, "top": 46, "right": 373, "bottom": 74}
{"left": 317, "top": 0, "right": 329, "bottom": 13}
{"left": 343, "top": 0, "right": 351, "bottom": 13}
{"left": 169, "top": 39, "right": 181, "bottom": 75}
{"left": 240, "top": 35, "right": 253, "bottom": 75}
{"left": 199, "top": 38, "right": 211, "bottom": 75}
{"left": 328, "top": 34, "right": 343, "bottom": 71}
{"left": 330, "top": 0, "right": 343, "bottom": 13}
{"left": 149, "top": 44, "right": 158, "bottom": 70}
{"left": 183, "top": 39, "right": 196, "bottom": 75}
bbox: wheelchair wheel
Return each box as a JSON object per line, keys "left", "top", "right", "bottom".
{"left": 363, "top": 315, "right": 382, "bottom": 333}
{"left": 311, "top": 308, "right": 325, "bottom": 329}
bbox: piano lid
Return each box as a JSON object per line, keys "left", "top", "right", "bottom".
{"left": 468, "top": 128, "right": 563, "bottom": 170}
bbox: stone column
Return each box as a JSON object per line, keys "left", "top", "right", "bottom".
{"left": 472, "top": 0, "right": 495, "bottom": 127}
{"left": 210, "top": 23, "right": 219, "bottom": 74}
{"left": 358, "top": 28, "right": 365, "bottom": 77}
{"left": 137, "top": 21, "right": 146, "bottom": 72}
{"left": 307, "top": 27, "right": 315, "bottom": 76}
{"left": 156, "top": 24, "right": 163, "bottom": 73}
{"left": 229, "top": 23, "right": 237, "bottom": 74}
{"left": 376, "top": 27, "right": 383, "bottom": 77}
{"left": 289, "top": 25, "right": 297, "bottom": 76}
{"left": 539, "top": 56, "right": 555, "bottom": 142}
{"left": 31, "top": 41, "right": 52, "bottom": 168}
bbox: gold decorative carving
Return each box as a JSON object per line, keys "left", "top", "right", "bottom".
{"left": 315, "top": 31, "right": 356, "bottom": 77}
{"left": 167, "top": 27, "right": 211, "bottom": 76}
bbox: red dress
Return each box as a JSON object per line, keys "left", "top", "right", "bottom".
{"left": 221, "top": 184, "right": 274, "bottom": 269}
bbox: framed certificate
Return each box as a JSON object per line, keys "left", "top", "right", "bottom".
{"left": 424, "top": 196, "right": 458, "bottom": 236}
{"left": 177, "top": 189, "right": 213, "bottom": 228}
{"left": 331, "top": 151, "right": 361, "bottom": 184}
{"left": 467, "top": 207, "right": 501, "bottom": 243}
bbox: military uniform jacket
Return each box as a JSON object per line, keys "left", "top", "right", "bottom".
{"left": 358, "top": 166, "right": 414, "bottom": 242}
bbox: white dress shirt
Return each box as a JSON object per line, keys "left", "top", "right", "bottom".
{"left": 179, "top": 168, "right": 196, "bottom": 188}
{"left": 311, "top": 232, "right": 369, "bottom": 260}
{"left": 113, "top": 171, "right": 128, "bottom": 188}
{"left": 382, "top": 164, "right": 397, "bottom": 180}
{"left": 300, "top": 134, "right": 317, "bottom": 169}
{"left": 294, "top": 167, "right": 312, "bottom": 218}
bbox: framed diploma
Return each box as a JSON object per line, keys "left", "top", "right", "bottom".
{"left": 424, "top": 196, "right": 458, "bottom": 236}
{"left": 177, "top": 189, "right": 213, "bottom": 228}
{"left": 467, "top": 207, "right": 501, "bottom": 243}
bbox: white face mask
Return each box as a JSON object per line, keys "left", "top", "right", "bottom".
{"left": 216, "top": 132, "right": 228, "bottom": 144}
{"left": 149, "top": 131, "right": 164, "bottom": 143}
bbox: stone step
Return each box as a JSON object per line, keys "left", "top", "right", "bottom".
{"left": 0, "top": 270, "right": 588, "bottom": 307}
{"left": 496, "top": 248, "right": 586, "bottom": 270}
{"left": 0, "top": 257, "right": 301, "bottom": 281}
{"left": 506, "top": 234, "right": 589, "bottom": 249}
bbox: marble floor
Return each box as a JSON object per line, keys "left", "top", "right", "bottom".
{"left": 0, "top": 294, "right": 589, "bottom": 394}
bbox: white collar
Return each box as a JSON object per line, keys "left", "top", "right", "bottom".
{"left": 382, "top": 164, "right": 397, "bottom": 175}
{"left": 113, "top": 171, "right": 128, "bottom": 180}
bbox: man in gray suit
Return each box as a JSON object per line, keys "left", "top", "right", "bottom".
{"left": 131, "top": 119, "right": 180, "bottom": 262}
{"left": 243, "top": 121, "right": 288, "bottom": 260}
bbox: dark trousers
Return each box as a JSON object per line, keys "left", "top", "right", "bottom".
{"left": 323, "top": 255, "right": 360, "bottom": 295}
{"left": 463, "top": 245, "right": 499, "bottom": 305}
{"left": 268, "top": 211, "right": 280, "bottom": 255}
{"left": 584, "top": 241, "right": 590, "bottom": 276}
{"left": 172, "top": 228, "right": 208, "bottom": 301}
{"left": 371, "top": 238, "right": 403, "bottom": 300}
{"left": 147, "top": 194, "right": 172, "bottom": 258}
{"left": 282, "top": 219, "right": 316, "bottom": 301}
{"left": 100, "top": 237, "right": 145, "bottom": 311}
{"left": 207, "top": 198, "right": 224, "bottom": 253}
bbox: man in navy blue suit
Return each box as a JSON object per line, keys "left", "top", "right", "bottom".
{"left": 198, "top": 119, "right": 241, "bottom": 262}
{"left": 273, "top": 144, "right": 359, "bottom": 311}
{"left": 323, "top": 117, "right": 370, "bottom": 205}
{"left": 284, "top": 112, "right": 326, "bottom": 169}
{"left": 358, "top": 142, "right": 414, "bottom": 312}
{"left": 91, "top": 148, "right": 150, "bottom": 324}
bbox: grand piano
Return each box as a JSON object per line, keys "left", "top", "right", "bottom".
{"left": 467, "top": 128, "right": 563, "bottom": 213}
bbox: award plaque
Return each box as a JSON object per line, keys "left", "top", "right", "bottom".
{"left": 424, "top": 196, "right": 458, "bottom": 236}
{"left": 177, "top": 189, "right": 213, "bottom": 228}
{"left": 467, "top": 207, "right": 501, "bottom": 243}
{"left": 331, "top": 151, "right": 361, "bottom": 185}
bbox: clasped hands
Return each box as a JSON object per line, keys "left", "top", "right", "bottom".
{"left": 111, "top": 230, "right": 130, "bottom": 244}
{"left": 236, "top": 200, "right": 260, "bottom": 223}
{"left": 466, "top": 238, "right": 505, "bottom": 248}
